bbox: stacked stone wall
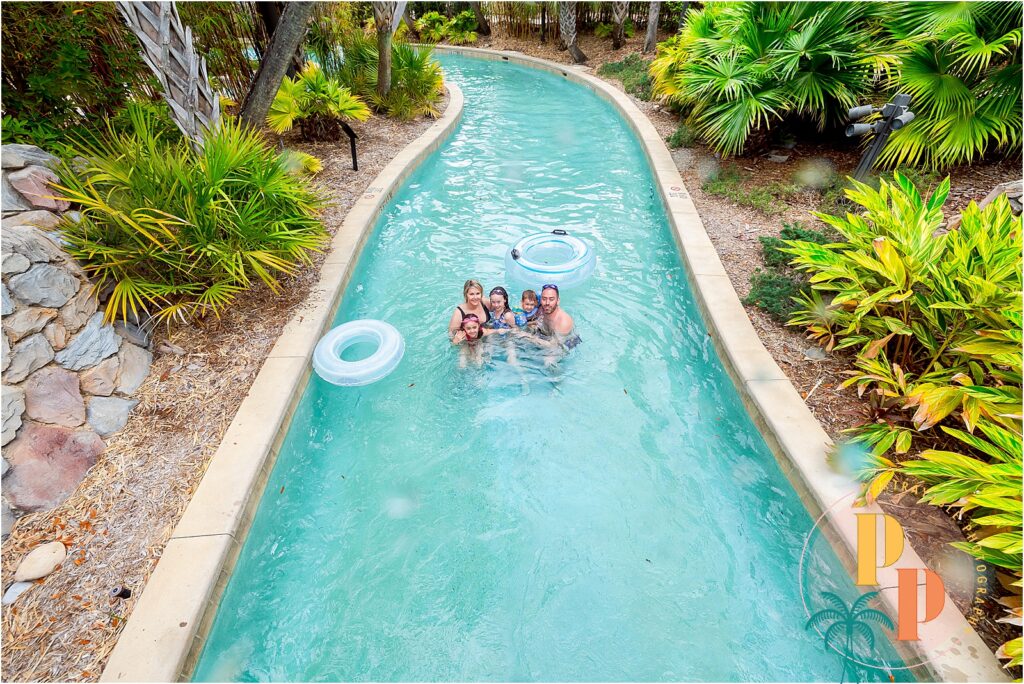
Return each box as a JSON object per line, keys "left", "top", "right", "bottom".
{"left": 1, "top": 145, "right": 152, "bottom": 537}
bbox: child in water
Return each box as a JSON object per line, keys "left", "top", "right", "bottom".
{"left": 486, "top": 287, "right": 517, "bottom": 330}
{"left": 514, "top": 289, "right": 541, "bottom": 328}
{"left": 451, "top": 314, "right": 502, "bottom": 367}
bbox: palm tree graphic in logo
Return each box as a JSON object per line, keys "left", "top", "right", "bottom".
{"left": 805, "top": 590, "right": 896, "bottom": 683}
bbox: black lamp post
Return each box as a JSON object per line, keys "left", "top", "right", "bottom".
{"left": 846, "top": 94, "right": 914, "bottom": 182}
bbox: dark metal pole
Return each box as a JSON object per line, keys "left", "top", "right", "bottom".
{"left": 340, "top": 121, "right": 358, "bottom": 171}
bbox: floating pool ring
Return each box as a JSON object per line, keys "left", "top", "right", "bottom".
{"left": 505, "top": 229, "right": 596, "bottom": 290}
{"left": 313, "top": 320, "right": 405, "bottom": 386}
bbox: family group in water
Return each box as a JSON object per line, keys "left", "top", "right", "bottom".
{"left": 447, "top": 280, "right": 580, "bottom": 367}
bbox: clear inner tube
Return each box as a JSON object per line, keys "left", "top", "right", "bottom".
{"left": 505, "top": 230, "right": 596, "bottom": 289}
{"left": 313, "top": 320, "right": 405, "bottom": 386}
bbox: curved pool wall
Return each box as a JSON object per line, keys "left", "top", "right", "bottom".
{"left": 101, "top": 50, "right": 1003, "bottom": 683}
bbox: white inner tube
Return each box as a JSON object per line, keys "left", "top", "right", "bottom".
{"left": 313, "top": 320, "right": 405, "bottom": 386}
{"left": 505, "top": 231, "right": 596, "bottom": 289}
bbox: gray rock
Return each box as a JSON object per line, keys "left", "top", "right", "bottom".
{"left": 80, "top": 356, "right": 119, "bottom": 396}
{"left": 2, "top": 384, "right": 25, "bottom": 446}
{"left": 768, "top": 153, "right": 790, "bottom": 163}
{"left": 59, "top": 287, "right": 99, "bottom": 335}
{"left": 1, "top": 499, "right": 13, "bottom": 538}
{"left": 1, "top": 333, "right": 9, "bottom": 373}
{"left": 2, "top": 458, "right": 8, "bottom": 477}
{"left": 2, "top": 209, "right": 61, "bottom": 231}
{"left": 2, "top": 252, "right": 31, "bottom": 275}
{"left": 2, "top": 225, "right": 65, "bottom": 263}
{"left": 24, "top": 366, "right": 84, "bottom": 427}
{"left": 116, "top": 343, "right": 152, "bottom": 395}
{"left": 803, "top": 346, "right": 829, "bottom": 361}
{"left": 54, "top": 312, "right": 120, "bottom": 371}
{"left": 2, "top": 581, "right": 33, "bottom": 605}
{"left": 3, "top": 334, "right": 53, "bottom": 384}
{"left": 8, "top": 165, "right": 69, "bottom": 212}
{"left": 87, "top": 396, "right": 138, "bottom": 437}
{"left": 1, "top": 144, "right": 59, "bottom": 170}
{"left": 1, "top": 283, "right": 12, "bottom": 316}
{"left": 114, "top": 321, "right": 150, "bottom": 348}
{"left": 2, "top": 174, "right": 31, "bottom": 214}
{"left": 7, "top": 264, "right": 80, "bottom": 308}
{"left": 3, "top": 307, "right": 57, "bottom": 343}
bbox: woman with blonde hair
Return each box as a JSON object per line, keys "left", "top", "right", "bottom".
{"left": 447, "top": 279, "right": 491, "bottom": 337}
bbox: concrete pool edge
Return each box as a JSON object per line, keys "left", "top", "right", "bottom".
{"left": 98, "top": 83, "right": 466, "bottom": 683}
{"left": 424, "top": 46, "right": 1006, "bottom": 683}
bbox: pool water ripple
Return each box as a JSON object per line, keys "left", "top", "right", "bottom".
{"left": 192, "top": 55, "right": 911, "bottom": 682}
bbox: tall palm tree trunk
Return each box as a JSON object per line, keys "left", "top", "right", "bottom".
{"left": 559, "top": 1, "right": 587, "bottom": 63}
{"left": 611, "top": 1, "right": 628, "bottom": 49}
{"left": 643, "top": 1, "right": 660, "bottom": 53}
{"left": 373, "top": 2, "right": 397, "bottom": 97}
{"left": 115, "top": 1, "right": 220, "bottom": 148}
{"left": 473, "top": 3, "right": 491, "bottom": 36}
{"left": 238, "top": 1, "right": 315, "bottom": 129}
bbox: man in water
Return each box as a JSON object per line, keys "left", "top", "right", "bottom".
{"left": 533, "top": 284, "right": 581, "bottom": 352}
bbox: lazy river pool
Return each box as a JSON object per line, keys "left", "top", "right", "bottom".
{"left": 192, "top": 52, "right": 911, "bottom": 682}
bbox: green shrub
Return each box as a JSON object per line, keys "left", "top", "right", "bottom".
{"left": 333, "top": 31, "right": 445, "bottom": 120}
{"left": 597, "top": 53, "right": 653, "bottom": 101}
{"left": 54, "top": 105, "right": 327, "bottom": 325}
{"left": 743, "top": 269, "right": 808, "bottom": 323}
{"left": 446, "top": 10, "right": 478, "bottom": 44}
{"left": 702, "top": 166, "right": 796, "bottom": 216}
{"left": 268, "top": 62, "right": 371, "bottom": 140}
{"left": 595, "top": 19, "right": 635, "bottom": 39}
{"left": 665, "top": 122, "right": 696, "bottom": 149}
{"left": 415, "top": 11, "right": 449, "bottom": 42}
{"left": 758, "top": 223, "right": 832, "bottom": 269}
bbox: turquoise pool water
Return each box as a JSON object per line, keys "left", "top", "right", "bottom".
{"left": 193, "top": 54, "right": 911, "bottom": 682}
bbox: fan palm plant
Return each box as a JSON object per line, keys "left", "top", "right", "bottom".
{"left": 878, "top": 1, "right": 1023, "bottom": 169}
{"left": 268, "top": 61, "right": 371, "bottom": 140}
{"left": 54, "top": 104, "right": 326, "bottom": 325}
{"left": 650, "top": 2, "right": 889, "bottom": 156}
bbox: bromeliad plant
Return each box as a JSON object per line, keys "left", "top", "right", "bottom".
{"left": 268, "top": 61, "right": 371, "bottom": 141}
{"left": 54, "top": 104, "right": 327, "bottom": 325}
{"left": 783, "top": 174, "right": 1022, "bottom": 671}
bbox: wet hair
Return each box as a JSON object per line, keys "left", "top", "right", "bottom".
{"left": 489, "top": 286, "right": 510, "bottom": 311}
{"left": 521, "top": 289, "right": 538, "bottom": 305}
{"left": 463, "top": 279, "right": 484, "bottom": 300}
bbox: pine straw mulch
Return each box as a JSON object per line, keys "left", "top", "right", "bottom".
{"left": 0, "top": 101, "right": 445, "bottom": 683}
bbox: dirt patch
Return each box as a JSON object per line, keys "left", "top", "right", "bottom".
{"left": 0, "top": 100, "right": 446, "bottom": 683}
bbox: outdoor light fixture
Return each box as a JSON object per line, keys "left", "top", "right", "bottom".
{"left": 846, "top": 93, "right": 913, "bottom": 181}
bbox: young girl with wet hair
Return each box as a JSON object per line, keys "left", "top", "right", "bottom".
{"left": 485, "top": 286, "right": 517, "bottom": 330}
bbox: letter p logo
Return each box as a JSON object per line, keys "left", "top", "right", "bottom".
{"left": 856, "top": 513, "right": 904, "bottom": 585}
